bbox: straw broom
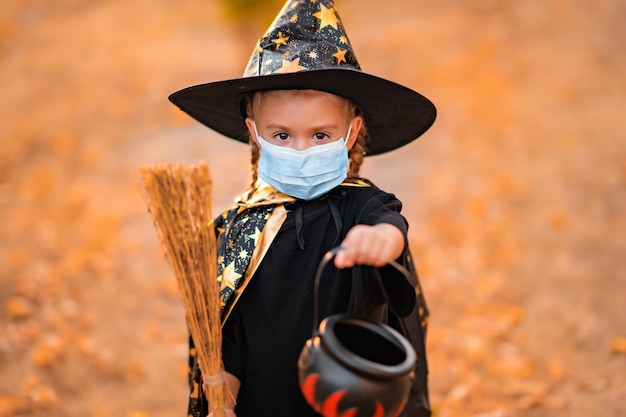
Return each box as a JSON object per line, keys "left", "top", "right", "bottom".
{"left": 139, "top": 163, "right": 234, "bottom": 417}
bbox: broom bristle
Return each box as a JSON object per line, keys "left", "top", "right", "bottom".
{"left": 139, "top": 163, "right": 234, "bottom": 416}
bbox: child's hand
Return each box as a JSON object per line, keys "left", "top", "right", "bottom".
{"left": 203, "top": 370, "right": 239, "bottom": 417}
{"left": 334, "top": 223, "right": 404, "bottom": 269}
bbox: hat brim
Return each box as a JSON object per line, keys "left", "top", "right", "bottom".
{"left": 168, "top": 68, "right": 436, "bottom": 156}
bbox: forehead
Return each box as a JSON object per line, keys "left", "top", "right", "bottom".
{"left": 260, "top": 89, "right": 344, "bottom": 102}
{"left": 252, "top": 89, "right": 350, "bottom": 118}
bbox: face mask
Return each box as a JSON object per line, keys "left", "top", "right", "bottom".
{"left": 254, "top": 123, "right": 352, "bottom": 200}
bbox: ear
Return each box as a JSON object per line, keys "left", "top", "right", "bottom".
{"left": 245, "top": 117, "right": 260, "bottom": 147}
{"left": 345, "top": 116, "right": 363, "bottom": 150}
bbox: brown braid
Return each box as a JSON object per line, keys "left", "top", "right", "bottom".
{"left": 242, "top": 90, "right": 368, "bottom": 186}
{"left": 249, "top": 141, "right": 260, "bottom": 189}
{"left": 347, "top": 124, "right": 367, "bottom": 178}
{"left": 243, "top": 93, "right": 261, "bottom": 189}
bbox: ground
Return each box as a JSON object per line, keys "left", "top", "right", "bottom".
{"left": 0, "top": 1, "right": 625, "bottom": 416}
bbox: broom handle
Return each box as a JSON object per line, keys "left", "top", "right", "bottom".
{"left": 311, "top": 246, "right": 411, "bottom": 335}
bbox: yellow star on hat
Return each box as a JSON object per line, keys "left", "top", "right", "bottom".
{"left": 274, "top": 57, "right": 307, "bottom": 74}
{"left": 314, "top": 4, "right": 339, "bottom": 30}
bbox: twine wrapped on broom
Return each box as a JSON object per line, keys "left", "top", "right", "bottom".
{"left": 139, "top": 163, "right": 234, "bottom": 417}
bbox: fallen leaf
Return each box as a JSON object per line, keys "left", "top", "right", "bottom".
{"left": 549, "top": 360, "right": 568, "bottom": 382}
{"left": 0, "top": 394, "right": 24, "bottom": 417}
{"left": 609, "top": 336, "right": 626, "bottom": 354}
{"left": 4, "top": 296, "right": 33, "bottom": 320}
{"left": 31, "top": 339, "right": 65, "bottom": 368}
{"left": 29, "top": 384, "right": 59, "bottom": 407}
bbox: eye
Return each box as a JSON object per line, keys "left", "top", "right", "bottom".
{"left": 274, "top": 132, "right": 290, "bottom": 141}
{"left": 313, "top": 132, "right": 330, "bottom": 141}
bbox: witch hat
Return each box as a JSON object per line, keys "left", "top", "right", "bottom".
{"left": 169, "top": 0, "right": 436, "bottom": 156}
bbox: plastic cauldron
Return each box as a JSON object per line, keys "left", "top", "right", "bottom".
{"left": 298, "top": 248, "right": 417, "bottom": 417}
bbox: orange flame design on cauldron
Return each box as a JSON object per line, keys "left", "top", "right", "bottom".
{"left": 300, "top": 374, "right": 405, "bottom": 417}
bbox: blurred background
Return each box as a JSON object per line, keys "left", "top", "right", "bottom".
{"left": 1, "top": 0, "right": 625, "bottom": 416}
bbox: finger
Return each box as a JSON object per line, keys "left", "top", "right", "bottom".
{"left": 338, "top": 227, "right": 372, "bottom": 266}
{"left": 335, "top": 229, "right": 363, "bottom": 267}
{"left": 334, "top": 245, "right": 354, "bottom": 268}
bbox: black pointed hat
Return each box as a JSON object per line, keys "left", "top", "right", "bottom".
{"left": 169, "top": 0, "right": 436, "bottom": 156}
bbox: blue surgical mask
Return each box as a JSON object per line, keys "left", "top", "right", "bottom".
{"left": 254, "top": 123, "right": 352, "bottom": 200}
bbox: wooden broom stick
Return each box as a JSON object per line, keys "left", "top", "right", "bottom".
{"left": 139, "top": 163, "right": 234, "bottom": 417}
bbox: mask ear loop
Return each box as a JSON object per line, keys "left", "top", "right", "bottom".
{"left": 344, "top": 123, "right": 353, "bottom": 145}
{"left": 252, "top": 121, "right": 269, "bottom": 150}
{"left": 252, "top": 121, "right": 260, "bottom": 141}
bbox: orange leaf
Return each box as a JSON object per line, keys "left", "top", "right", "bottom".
{"left": 609, "top": 337, "right": 626, "bottom": 354}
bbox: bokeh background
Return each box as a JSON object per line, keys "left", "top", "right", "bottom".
{"left": 1, "top": 0, "right": 625, "bottom": 416}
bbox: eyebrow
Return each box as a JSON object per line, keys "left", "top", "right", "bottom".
{"left": 265, "top": 123, "right": 340, "bottom": 131}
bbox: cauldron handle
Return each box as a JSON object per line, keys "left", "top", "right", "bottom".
{"left": 312, "top": 246, "right": 412, "bottom": 336}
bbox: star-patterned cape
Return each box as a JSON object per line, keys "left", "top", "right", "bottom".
{"left": 186, "top": 178, "right": 432, "bottom": 417}
{"left": 213, "top": 180, "right": 295, "bottom": 316}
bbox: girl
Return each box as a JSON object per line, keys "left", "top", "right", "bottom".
{"left": 169, "top": 1, "right": 436, "bottom": 416}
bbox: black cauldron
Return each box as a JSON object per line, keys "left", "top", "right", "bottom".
{"left": 298, "top": 249, "right": 417, "bottom": 417}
